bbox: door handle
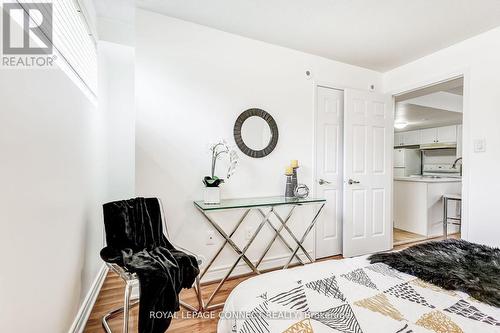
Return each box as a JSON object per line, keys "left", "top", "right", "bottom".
{"left": 348, "top": 179, "right": 360, "bottom": 185}
{"left": 318, "top": 178, "right": 331, "bottom": 185}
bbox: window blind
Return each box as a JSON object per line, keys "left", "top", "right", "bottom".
{"left": 19, "top": 0, "right": 97, "bottom": 97}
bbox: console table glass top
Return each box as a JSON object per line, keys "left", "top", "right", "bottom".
{"left": 194, "top": 195, "right": 326, "bottom": 211}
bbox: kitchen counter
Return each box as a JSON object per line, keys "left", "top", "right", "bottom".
{"left": 394, "top": 179, "right": 461, "bottom": 237}
{"left": 394, "top": 176, "right": 461, "bottom": 183}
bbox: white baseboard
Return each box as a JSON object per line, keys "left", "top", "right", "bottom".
{"left": 201, "top": 251, "right": 314, "bottom": 284}
{"left": 68, "top": 264, "right": 108, "bottom": 333}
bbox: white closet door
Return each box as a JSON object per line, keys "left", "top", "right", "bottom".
{"left": 343, "top": 89, "right": 393, "bottom": 257}
{"left": 315, "top": 86, "right": 343, "bottom": 258}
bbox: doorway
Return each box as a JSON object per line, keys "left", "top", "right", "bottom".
{"left": 392, "top": 77, "right": 464, "bottom": 246}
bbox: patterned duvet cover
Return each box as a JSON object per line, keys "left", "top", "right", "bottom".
{"left": 218, "top": 256, "right": 500, "bottom": 333}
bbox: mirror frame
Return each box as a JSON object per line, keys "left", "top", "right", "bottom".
{"left": 233, "top": 108, "right": 279, "bottom": 158}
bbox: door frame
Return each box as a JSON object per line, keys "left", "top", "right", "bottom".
{"left": 388, "top": 69, "right": 471, "bottom": 242}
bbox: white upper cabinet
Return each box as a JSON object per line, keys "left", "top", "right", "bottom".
{"left": 436, "top": 125, "right": 457, "bottom": 143}
{"left": 394, "top": 132, "right": 404, "bottom": 146}
{"left": 420, "top": 128, "right": 438, "bottom": 144}
{"left": 395, "top": 125, "right": 458, "bottom": 146}
{"left": 395, "top": 130, "right": 420, "bottom": 146}
{"left": 403, "top": 130, "right": 421, "bottom": 145}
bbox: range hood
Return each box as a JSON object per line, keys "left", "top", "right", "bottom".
{"left": 419, "top": 142, "right": 457, "bottom": 150}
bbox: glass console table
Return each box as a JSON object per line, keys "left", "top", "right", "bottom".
{"left": 193, "top": 196, "right": 326, "bottom": 310}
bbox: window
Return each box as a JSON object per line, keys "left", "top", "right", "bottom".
{"left": 19, "top": 0, "right": 97, "bottom": 97}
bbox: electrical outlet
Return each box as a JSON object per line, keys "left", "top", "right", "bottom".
{"left": 245, "top": 227, "right": 253, "bottom": 240}
{"left": 197, "top": 255, "right": 206, "bottom": 266}
{"left": 206, "top": 230, "right": 215, "bottom": 245}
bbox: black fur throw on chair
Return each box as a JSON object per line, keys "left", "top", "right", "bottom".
{"left": 100, "top": 197, "right": 200, "bottom": 333}
{"left": 369, "top": 239, "right": 500, "bottom": 306}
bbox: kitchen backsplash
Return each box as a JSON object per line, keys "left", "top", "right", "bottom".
{"left": 422, "top": 148, "right": 458, "bottom": 166}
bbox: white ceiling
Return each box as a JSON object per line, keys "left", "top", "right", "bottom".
{"left": 395, "top": 79, "right": 463, "bottom": 132}
{"left": 446, "top": 86, "right": 464, "bottom": 96}
{"left": 136, "top": 0, "right": 500, "bottom": 72}
{"left": 94, "top": 0, "right": 135, "bottom": 23}
{"left": 395, "top": 104, "right": 463, "bottom": 132}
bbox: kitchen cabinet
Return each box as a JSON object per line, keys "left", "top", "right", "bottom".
{"left": 420, "top": 128, "right": 437, "bottom": 144}
{"left": 419, "top": 125, "right": 457, "bottom": 144}
{"left": 395, "top": 125, "right": 458, "bottom": 147}
{"left": 437, "top": 125, "right": 457, "bottom": 143}
{"left": 394, "top": 179, "right": 461, "bottom": 237}
{"left": 394, "top": 132, "right": 404, "bottom": 146}
{"left": 403, "top": 130, "right": 420, "bottom": 145}
{"left": 394, "top": 130, "right": 420, "bottom": 147}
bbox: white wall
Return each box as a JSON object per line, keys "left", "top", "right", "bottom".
{"left": 135, "top": 10, "right": 381, "bottom": 280}
{"left": 383, "top": 27, "right": 500, "bottom": 248}
{"left": 0, "top": 68, "right": 105, "bottom": 332}
{"left": 99, "top": 41, "right": 136, "bottom": 201}
{"left": 0, "top": 31, "right": 135, "bottom": 333}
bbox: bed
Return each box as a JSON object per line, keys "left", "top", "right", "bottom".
{"left": 218, "top": 256, "right": 500, "bottom": 333}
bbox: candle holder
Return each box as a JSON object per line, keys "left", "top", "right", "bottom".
{"left": 285, "top": 174, "right": 295, "bottom": 198}
{"left": 291, "top": 166, "right": 299, "bottom": 193}
{"left": 285, "top": 166, "right": 295, "bottom": 198}
{"left": 290, "top": 160, "right": 299, "bottom": 197}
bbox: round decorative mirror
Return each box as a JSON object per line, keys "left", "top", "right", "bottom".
{"left": 234, "top": 108, "right": 278, "bottom": 158}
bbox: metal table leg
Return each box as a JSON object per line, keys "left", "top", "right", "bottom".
{"left": 272, "top": 208, "right": 314, "bottom": 263}
{"left": 255, "top": 207, "right": 304, "bottom": 268}
{"left": 195, "top": 206, "right": 258, "bottom": 274}
{"left": 195, "top": 201, "right": 327, "bottom": 310}
{"left": 198, "top": 208, "right": 274, "bottom": 310}
{"left": 284, "top": 203, "right": 325, "bottom": 269}
{"left": 199, "top": 209, "right": 251, "bottom": 279}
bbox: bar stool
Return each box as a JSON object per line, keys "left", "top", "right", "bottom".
{"left": 443, "top": 193, "right": 462, "bottom": 239}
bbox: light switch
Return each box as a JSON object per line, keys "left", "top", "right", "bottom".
{"left": 474, "top": 139, "right": 486, "bottom": 152}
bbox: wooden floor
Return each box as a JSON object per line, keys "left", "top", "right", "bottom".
{"left": 84, "top": 235, "right": 459, "bottom": 333}
{"left": 393, "top": 228, "right": 427, "bottom": 245}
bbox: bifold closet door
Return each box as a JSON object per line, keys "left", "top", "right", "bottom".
{"left": 315, "top": 86, "right": 343, "bottom": 258}
{"left": 343, "top": 89, "right": 393, "bottom": 257}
